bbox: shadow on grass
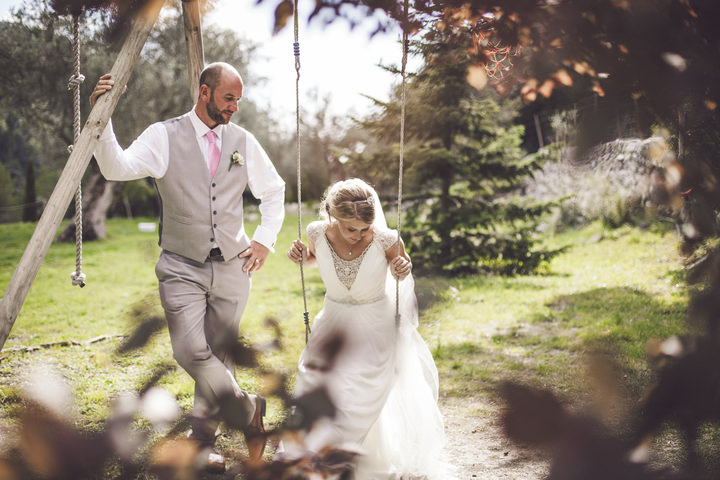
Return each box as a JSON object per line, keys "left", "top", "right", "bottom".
{"left": 433, "top": 283, "right": 720, "bottom": 477}
{"left": 436, "top": 286, "right": 685, "bottom": 398}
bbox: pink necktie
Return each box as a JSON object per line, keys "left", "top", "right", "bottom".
{"left": 206, "top": 130, "right": 221, "bottom": 177}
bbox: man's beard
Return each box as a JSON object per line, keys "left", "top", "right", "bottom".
{"left": 206, "top": 95, "right": 230, "bottom": 125}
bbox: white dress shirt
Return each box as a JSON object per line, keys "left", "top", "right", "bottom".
{"left": 94, "top": 108, "right": 285, "bottom": 250}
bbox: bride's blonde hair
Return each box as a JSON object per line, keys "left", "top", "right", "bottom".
{"left": 321, "top": 178, "right": 376, "bottom": 224}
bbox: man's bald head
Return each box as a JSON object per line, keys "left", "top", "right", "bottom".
{"left": 196, "top": 62, "right": 244, "bottom": 127}
{"left": 198, "top": 62, "right": 243, "bottom": 98}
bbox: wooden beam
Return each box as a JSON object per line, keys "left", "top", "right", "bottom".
{"left": 0, "top": 0, "right": 166, "bottom": 352}
{"left": 182, "top": 0, "right": 205, "bottom": 102}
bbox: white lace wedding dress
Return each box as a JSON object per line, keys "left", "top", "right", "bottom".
{"left": 287, "top": 220, "right": 451, "bottom": 479}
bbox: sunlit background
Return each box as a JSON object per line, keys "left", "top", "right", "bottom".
{"left": 0, "top": 0, "right": 413, "bottom": 123}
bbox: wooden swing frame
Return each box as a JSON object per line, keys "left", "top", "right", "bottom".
{"left": 0, "top": 0, "right": 205, "bottom": 351}
{"left": 0, "top": 0, "right": 411, "bottom": 352}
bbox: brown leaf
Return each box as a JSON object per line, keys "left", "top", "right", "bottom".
{"left": 260, "top": 371, "right": 287, "bottom": 398}
{"left": 520, "top": 79, "right": 537, "bottom": 95}
{"left": 273, "top": 0, "right": 294, "bottom": 35}
{"left": 612, "top": 0, "right": 631, "bottom": 9}
{"left": 287, "top": 387, "right": 336, "bottom": 431}
{"left": 681, "top": 0, "right": 699, "bottom": 18}
{"left": 538, "top": 79, "right": 555, "bottom": 97}
{"left": 553, "top": 69, "right": 573, "bottom": 87}
{"left": 521, "top": 79, "right": 538, "bottom": 102}
{"left": 116, "top": 315, "right": 164, "bottom": 354}
{"left": 515, "top": 26, "right": 532, "bottom": 47}
{"left": 466, "top": 64, "right": 488, "bottom": 90}
{"left": 500, "top": 382, "right": 567, "bottom": 446}
{"left": 573, "top": 61, "right": 596, "bottom": 76}
{"left": 449, "top": 4, "right": 472, "bottom": 23}
{"left": 150, "top": 437, "right": 198, "bottom": 480}
{"left": 0, "top": 460, "right": 17, "bottom": 480}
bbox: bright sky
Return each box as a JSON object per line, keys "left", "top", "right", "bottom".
{"left": 0, "top": 0, "right": 412, "bottom": 122}
{"left": 206, "top": 0, "right": 412, "bottom": 123}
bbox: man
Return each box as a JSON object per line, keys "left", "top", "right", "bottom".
{"left": 90, "top": 62, "right": 285, "bottom": 472}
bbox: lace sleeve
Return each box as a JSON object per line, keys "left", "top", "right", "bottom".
{"left": 306, "top": 221, "right": 328, "bottom": 245}
{"left": 376, "top": 227, "right": 399, "bottom": 251}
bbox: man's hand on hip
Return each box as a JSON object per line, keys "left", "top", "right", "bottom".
{"left": 239, "top": 241, "right": 270, "bottom": 273}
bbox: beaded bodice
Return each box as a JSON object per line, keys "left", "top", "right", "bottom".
{"left": 307, "top": 221, "right": 397, "bottom": 303}
{"left": 328, "top": 242, "right": 373, "bottom": 289}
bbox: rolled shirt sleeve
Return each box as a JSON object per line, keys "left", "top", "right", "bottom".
{"left": 245, "top": 132, "right": 285, "bottom": 251}
{"left": 94, "top": 119, "right": 169, "bottom": 181}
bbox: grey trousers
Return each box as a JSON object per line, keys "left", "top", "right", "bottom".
{"left": 156, "top": 250, "right": 257, "bottom": 441}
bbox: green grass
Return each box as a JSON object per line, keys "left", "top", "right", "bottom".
{"left": 419, "top": 222, "right": 688, "bottom": 401}
{"left": 0, "top": 215, "right": 690, "bottom": 461}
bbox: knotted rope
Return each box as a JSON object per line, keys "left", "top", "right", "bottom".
{"left": 293, "top": 0, "right": 310, "bottom": 343}
{"left": 68, "top": 13, "right": 86, "bottom": 288}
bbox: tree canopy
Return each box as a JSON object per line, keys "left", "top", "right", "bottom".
{"left": 348, "top": 31, "right": 559, "bottom": 275}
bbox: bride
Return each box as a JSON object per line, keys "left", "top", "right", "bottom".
{"left": 284, "top": 178, "right": 451, "bottom": 479}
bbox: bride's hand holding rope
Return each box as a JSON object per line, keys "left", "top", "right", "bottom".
{"left": 288, "top": 239, "right": 316, "bottom": 267}
{"left": 391, "top": 256, "right": 412, "bottom": 280}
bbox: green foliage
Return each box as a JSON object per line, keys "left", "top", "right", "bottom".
{"left": 0, "top": 114, "right": 36, "bottom": 222}
{"left": 0, "top": 6, "right": 77, "bottom": 178}
{"left": 0, "top": 164, "right": 19, "bottom": 223}
{"left": 405, "top": 192, "right": 563, "bottom": 275}
{"left": 351, "top": 33, "right": 557, "bottom": 275}
{"left": 112, "top": 179, "right": 157, "bottom": 218}
{"left": 0, "top": 0, "right": 303, "bottom": 221}
{"left": 281, "top": 92, "right": 366, "bottom": 203}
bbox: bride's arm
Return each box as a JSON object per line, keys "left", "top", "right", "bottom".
{"left": 385, "top": 239, "right": 412, "bottom": 280}
{"left": 288, "top": 238, "right": 318, "bottom": 268}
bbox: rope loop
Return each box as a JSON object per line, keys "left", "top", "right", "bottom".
{"left": 67, "top": 73, "right": 85, "bottom": 90}
{"left": 303, "top": 311, "right": 311, "bottom": 343}
{"left": 294, "top": 42, "right": 301, "bottom": 72}
{"left": 70, "top": 271, "right": 86, "bottom": 288}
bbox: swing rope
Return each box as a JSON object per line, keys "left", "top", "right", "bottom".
{"left": 68, "top": 13, "right": 86, "bottom": 288}
{"left": 291, "top": 0, "right": 409, "bottom": 335}
{"left": 293, "top": 0, "right": 311, "bottom": 343}
{"left": 395, "top": 0, "right": 409, "bottom": 324}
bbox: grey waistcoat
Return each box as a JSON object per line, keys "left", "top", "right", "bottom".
{"left": 155, "top": 115, "right": 250, "bottom": 263}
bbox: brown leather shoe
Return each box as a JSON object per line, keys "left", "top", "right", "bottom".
{"left": 243, "top": 395, "right": 267, "bottom": 461}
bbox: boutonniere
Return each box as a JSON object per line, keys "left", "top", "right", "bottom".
{"left": 229, "top": 150, "right": 244, "bottom": 171}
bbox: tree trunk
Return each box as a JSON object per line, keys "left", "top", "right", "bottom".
{"left": 182, "top": 0, "right": 204, "bottom": 102}
{"left": 22, "top": 160, "right": 38, "bottom": 222}
{"left": 56, "top": 172, "right": 119, "bottom": 242}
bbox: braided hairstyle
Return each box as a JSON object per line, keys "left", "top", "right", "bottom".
{"left": 320, "top": 178, "right": 376, "bottom": 225}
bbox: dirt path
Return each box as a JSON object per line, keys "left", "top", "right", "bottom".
{"left": 441, "top": 396, "right": 549, "bottom": 479}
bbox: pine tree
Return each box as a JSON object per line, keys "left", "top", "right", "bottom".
{"left": 351, "top": 31, "right": 558, "bottom": 275}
